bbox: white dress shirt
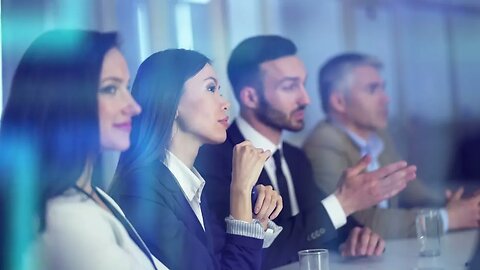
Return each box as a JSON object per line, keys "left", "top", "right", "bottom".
{"left": 236, "top": 117, "right": 347, "bottom": 229}
{"left": 165, "top": 150, "right": 206, "bottom": 230}
{"left": 165, "top": 150, "right": 283, "bottom": 247}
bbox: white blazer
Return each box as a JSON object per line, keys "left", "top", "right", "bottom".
{"left": 25, "top": 188, "right": 168, "bottom": 270}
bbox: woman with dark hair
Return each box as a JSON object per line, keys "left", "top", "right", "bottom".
{"left": 110, "top": 49, "right": 283, "bottom": 269}
{"left": 0, "top": 30, "right": 167, "bottom": 270}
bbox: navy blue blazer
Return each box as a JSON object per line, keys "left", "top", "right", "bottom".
{"left": 110, "top": 161, "right": 263, "bottom": 270}
{"left": 195, "top": 121, "right": 357, "bottom": 269}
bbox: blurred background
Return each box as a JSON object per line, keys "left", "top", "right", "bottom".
{"left": 2, "top": 0, "right": 480, "bottom": 191}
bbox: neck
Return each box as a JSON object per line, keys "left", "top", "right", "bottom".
{"left": 76, "top": 158, "right": 95, "bottom": 193}
{"left": 240, "top": 110, "right": 282, "bottom": 145}
{"left": 330, "top": 114, "right": 374, "bottom": 140}
{"left": 169, "top": 127, "right": 201, "bottom": 169}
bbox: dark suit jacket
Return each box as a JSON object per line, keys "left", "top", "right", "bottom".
{"left": 195, "top": 121, "right": 356, "bottom": 269}
{"left": 110, "top": 161, "right": 263, "bottom": 270}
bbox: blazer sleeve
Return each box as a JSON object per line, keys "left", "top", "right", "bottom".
{"left": 196, "top": 143, "right": 346, "bottom": 269}
{"left": 112, "top": 168, "right": 263, "bottom": 270}
{"left": 303, "top": 124, "right": 425, "bottom": 239}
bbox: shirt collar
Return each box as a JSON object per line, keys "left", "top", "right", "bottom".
{"left": 332, "top": 120, "right": 384, "bottom": 159}
{"left": 164, "top": 150, "right": 205, "bottom": 203}
{"left": 236, "top": 116, "right": 282, "bottom": 153}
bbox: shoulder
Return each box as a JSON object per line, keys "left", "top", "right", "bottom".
{"left": 111, "top": 160, "right": 173, "bottom": 198}
{"left": 303, "top": 120, "right": 349, "bottom": 150}
{"left": 43, "top": 194, "right": 117, "bottom": 243}
{"left": 304, "top": 120, "right": 345, "bottom": 144}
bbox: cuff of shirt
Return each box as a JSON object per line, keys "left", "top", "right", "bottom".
{"left": 225, "top": 216, "right": 283, "bottom": 248}
{"left": 322, "top": 194, "right": 347, "bottom": 229}
{"left": 261, "top": 220, "right": 283, "bottom": 248}
{"left": 439, "top": 208, "right": 449, "bottom": 232}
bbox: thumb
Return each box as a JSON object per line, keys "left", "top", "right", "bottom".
{"left": 349, "top": 155, "right": 371, "bottom": 176}
{"left": 452, "top": 187, "right": 464, "bottom": 201}
{"left": 445, "top": 189, "right": 452, "bottom": 199}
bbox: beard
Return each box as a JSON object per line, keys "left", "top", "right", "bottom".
{"left": 255, "top": 93, "right": 306, "bottom": 132}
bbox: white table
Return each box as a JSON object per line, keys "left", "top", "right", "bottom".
{"left": 275, "top": 230, "right": 479, "bottom": 270}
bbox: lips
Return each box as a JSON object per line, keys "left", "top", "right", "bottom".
{"left": 291, "top": 110, "right": 305, "bottom": 120}
{"left": 218, "top": 116, "right": 229, "bottom": 128}
{"left": 114, "top": 122, "right": 132, "bottom": 132}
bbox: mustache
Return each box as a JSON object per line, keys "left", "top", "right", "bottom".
{"left": 292, "top": 105, "right": 307, "bottom": 114}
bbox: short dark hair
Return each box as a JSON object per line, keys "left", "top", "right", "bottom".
{"left": 114, "top": 49, "right": 210, "bottom": 177}
{"left": 318, "top": 52, "right": 382, "bottom": 113}
{"left": 0, "top": 29, "right": 117, "bottom": 231}
{"left": 227, "top": 35, "right": 297, "bottom": 101}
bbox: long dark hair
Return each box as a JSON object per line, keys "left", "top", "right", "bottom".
{"left": 0, "top": 29, "right": 118, "bottom": 232}
{"left": 114, "top": 49, "right": 210, "bottom": 177}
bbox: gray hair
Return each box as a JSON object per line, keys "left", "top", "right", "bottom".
{"left": 318, "top": 53, "right": 382, "bottom": 113}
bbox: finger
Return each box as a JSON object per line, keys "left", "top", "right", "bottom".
{"left": 347, "top": 155, "right": 372, "bottom": 176}
{"left": 269, "top": 195, "right": 283, "bottom": 220}
{"left": 445, "top": 189, "right": 452, "bottom": 199}
{"left": 375, "top": 238, "right": 386, "bottom": 256}
{"left": 453, "top": 187, "right": 464, "bottom": 200}
{"left": 237, "top": 140, "right": 252, "bottom": 147}
{"left": 254, "top": 185, "right": 266, "bottom": 214}
{"left": 471, "top": 192, "right": 480, "bottom": 204}
{"left": 349, "top": 227, "right": 362, "bottom": 256}
{"left": 264, "top": 199, "right": 278, "bottom": 220}
{"left": 339, "top": 243, "right": 347, "bottom": 257}
{"left": 256, "top": 188, "right": 273, "bottom": 219}
{"left": 260, "top": 149, "right": 272, "bottom": 161}
{"left": 370, "top": 160, "right": 409, "bottom": 180}
{"left": 375, "top": 176, "right": 407, "bottom": 201}
{"left": 358, "top": 228, "right": 371, "bottom": 256}
{"left": 367, "top": 232, "right": 380, "bottom": 256}
{"left": 263, "top": 190, "right": 279, "bottom": 218}
{"left": 377, "top": 166, "right": 417, "bottom": 198}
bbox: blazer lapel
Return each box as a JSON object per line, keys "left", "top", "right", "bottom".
{"left": 95, "top": 188, "right": 158, "bottom": 270}
{"left": 199, "top": 194, "right": 215, "bottom": 252}
{"left": 155, "top": 163, "right": 208, "bottom": 245}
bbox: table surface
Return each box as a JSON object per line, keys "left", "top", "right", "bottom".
{"left": 275, "top": 229, "right": 479, "bottom": 270}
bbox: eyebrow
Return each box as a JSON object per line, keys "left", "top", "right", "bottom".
{"left": 101, "top": 77, "right": 124, "bottom": 84}
{"left": 204, "top": 76, "right": 218, "bottom": 84}
{"left": 275, "top": 77, "right": 302, "bottom": 88}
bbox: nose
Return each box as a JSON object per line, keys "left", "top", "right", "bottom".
{"left": 299, "top": 85, "right": 311, "bottom": 106}
{"left": 220, "top": 94, "right": 230, "bottom": 111}
{"left": 123, "top": 91, "right": 142, "bottom": 116}
{"left": 380, "top": 89, "right": 390, "bottom": 105}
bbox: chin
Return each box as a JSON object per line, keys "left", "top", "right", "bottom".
{"left": 102, "top": 141, "right": 130, "bottom": 152}
{"left": 286, "top": 121, "right": 305, "bottom": 132}
{"left": 204, "top": 133, "right": 227, "bottom": 145}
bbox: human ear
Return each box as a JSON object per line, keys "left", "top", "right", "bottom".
{"left": 330, "top": 91, "right": 347, "bottom": 113}
{"left": 239, "top": 87, "right": 259, "bottom": 109}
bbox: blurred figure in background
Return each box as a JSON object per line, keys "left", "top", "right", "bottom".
{"left": 303, "top": 52, "right": 480, "bottom": 239}
{"left": 0, "top": 30, "right": 167, "bottom": 270}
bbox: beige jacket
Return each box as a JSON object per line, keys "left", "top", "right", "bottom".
{"left": 303, "top": 120, "right": 445, "bottom": 239}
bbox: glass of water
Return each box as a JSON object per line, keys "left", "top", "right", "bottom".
{"left": 298, "top": 249, "right": 329, "bottom": 270}
{"left": 416, "top": 209, "right": 442, "bottom": 257}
